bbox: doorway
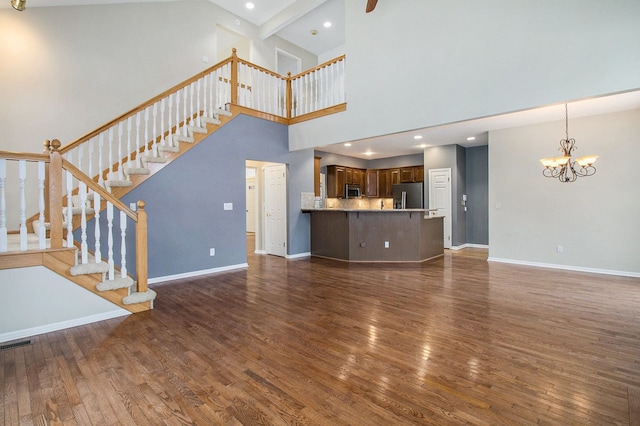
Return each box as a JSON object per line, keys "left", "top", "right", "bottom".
{"left": 428, "top": 168, "right": 452, "bottom": 249}
{"left": 245, "top": 160, "right": 288, "bottom": 257}
{"left": 276, "top": 48, "right": 301, "bottom": 76}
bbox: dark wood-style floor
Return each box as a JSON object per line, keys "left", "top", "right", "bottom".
{"left": 3, "top": 239, "right": 640, "bottom": 425}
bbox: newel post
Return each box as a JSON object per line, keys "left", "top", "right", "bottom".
{"left": 286, "top": 72, "right": 292, "bottom": 119}
{"left": 45, "top": 139, "right": 63, "bottom": 248}
{"left": 230, "top": 48, "right": 238, "bottom": 106}
{"left": 135, "top": 200, "right": 148, "bottom": 293}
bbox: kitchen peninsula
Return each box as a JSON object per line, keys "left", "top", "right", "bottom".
{"left": 303, "top": 208, "right": 444, "bottom": 262}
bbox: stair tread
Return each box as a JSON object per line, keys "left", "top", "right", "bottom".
{"left": 105, "top": 180, "right": 133, "bottom": 187}
{"left": 96, "top": 276, "right": 134, "bottom": 291}
{"left": 123, "top": 289, "right": 157, "bottom": 305}
{"left": 70, "top": 261, "right": 109, "bottom": 276}
{"left": 142, "top": 155, "right": 167, "bottom": 163}
{"left": 125, "top": 167, "right": 150, "bottom": 175}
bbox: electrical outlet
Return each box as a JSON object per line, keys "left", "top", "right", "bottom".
{"left": 384, "top": 241, "right": 389, "bottom": 248}
{"left": 209, "top": 248, "right": 215, "bottom": 256}
{"left": 224, "top": 203, "right": 233, "bottom": 210}
{"left": 556, "top": 245, "right": 564, "bottom": 253}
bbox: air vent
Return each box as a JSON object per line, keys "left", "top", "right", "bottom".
{"left": 0, "top": 339, "right": 33, "bottom": 351}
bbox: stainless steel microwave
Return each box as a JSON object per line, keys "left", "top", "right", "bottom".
{"left": 345, "top": 184, "right": 361, "bottom": 198}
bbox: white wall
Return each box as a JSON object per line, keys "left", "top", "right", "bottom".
{"left": 290, "top": 0, "right": 640, "bottom": 150}
{"left": 488, "top": 108, "right": 640, "bottom": 276}
{"left": 0, "top": 266, "right": 129, "bottom": 343}
{"left": 0, "top": 1, "right": 316, "bottom": 154}
{"left": 0, "top": 1, "right": 316, "bottom": 228}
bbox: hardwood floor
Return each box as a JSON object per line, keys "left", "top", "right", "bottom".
{"left": 3, "top": 243, "right": 640, "bottom": 425}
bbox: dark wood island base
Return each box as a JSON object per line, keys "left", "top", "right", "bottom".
{"left": 305, "top": 209, "right": 444, "bottom": 262}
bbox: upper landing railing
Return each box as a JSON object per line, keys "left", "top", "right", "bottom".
{"left": 59, "top": 49, "right": 346, "bottom": 192}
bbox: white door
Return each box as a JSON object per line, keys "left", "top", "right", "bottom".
{"left": 264, "top": 164, "right": 287, "bottom": 257}
{"left": 246, "top": 170, "right": 257, "bottom": 233}
{"left": 429, "top": 168, "right": 452, "bottom": 249}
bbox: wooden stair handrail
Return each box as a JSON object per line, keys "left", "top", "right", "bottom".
{"left": 60, "top": 55, "right": 234, "bottom": 154}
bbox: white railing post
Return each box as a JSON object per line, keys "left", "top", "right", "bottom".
{"left": 65, "top": 169, "right": 74, "bottom": 249}
{"left": 0, "top": 159, "right": 6, "bottom": 252}
{"left": 120, "top": 210, "right": 127, "bottom": 278}
{"left": 37, "top": 161, "right": 46, "bottom": 249}
{"left": 94, "top": 192, "right": 101, "bottom": 262}
{"left": 107, "top": 202, "right": 114, "bottom": 280}
{"left": 79, "top": 181, "right": 88, "bottom": 264}
{"left": 18, "top": 160, "right": 27, "bottom": 251}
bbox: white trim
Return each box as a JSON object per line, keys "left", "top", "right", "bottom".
{"left": 488, "top": 257, "right": 640, "bottom": 278}
{"left": 148, "top": 263, "right": 249, "bottom": 284}
{"left": 286, "top": 251, "right": 311, "bottom": 260}
{"left": 450, "top": 243, "right": 489, "bottom": 250}
{"left": 0, "top": 310, "right": 130, "bottom": 344}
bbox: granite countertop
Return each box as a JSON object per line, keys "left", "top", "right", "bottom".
{"left": 302, "top": 208, "right": 441, "bottom": 215}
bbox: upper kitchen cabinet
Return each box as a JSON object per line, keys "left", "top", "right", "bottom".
{"left": 326, "top": 165, "right": 346, "bottom": 198}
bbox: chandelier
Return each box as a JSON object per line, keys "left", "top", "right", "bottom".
{"left": 540, "top": 103, "right": 598, "bottom": 183}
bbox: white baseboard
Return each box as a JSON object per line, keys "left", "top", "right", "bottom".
{"left": 148, "top": 263, "right": 249, "bottom": 284}
{"left": 488, "top": 257, "right": 640, "bottom": 278}
{"left": 286, "top": 252, "right": 311, "bottom": 260}
{"left": 0, "top": 310, "right": 130, "bottom": 344}
{"left": 450, "top": 243, "right": 489, "bottom": 251}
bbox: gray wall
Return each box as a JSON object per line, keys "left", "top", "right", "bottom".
{"left": 424, "top": 145, "right": 457, "bottom": 244}
{"left": 454, "top": 145, "right": 467, "bottom": 246}
{"left": 465, "top": 146, "right": 488, "bottom": 245}
{"left": 122, "top": 114, "right": 313, "bottom": 280}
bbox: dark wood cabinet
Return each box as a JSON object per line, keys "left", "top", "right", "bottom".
{"left": 328, "top": 164, "right": 422, "bottom": 198}
{"left": 414, "top": 166, "right": 424, "bottom": 183}
{"left": 378, "top": 169, "right": 391, "bottom": 198}
{"left": 400, "top": 167, "right": 415, "bottom": 183}
{"left": 326, "top": 165, "right": 346, "bottom": 198}
{"left": 390, "top": 169, "right": 400, "bottom": 186}
{"left": 365, "top": 169, "right": 379, "bottom": 197}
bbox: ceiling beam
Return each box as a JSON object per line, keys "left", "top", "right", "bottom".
{"left": 258, "top": 0, "right": 327, "bottom": 40}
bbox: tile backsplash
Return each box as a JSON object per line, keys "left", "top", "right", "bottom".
{"left": 325, "top": 198, "right": 394, "bottom": 210}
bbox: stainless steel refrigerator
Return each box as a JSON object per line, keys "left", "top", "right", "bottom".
{"left": 392, "top": 182, "right": 424, "bottom": 209}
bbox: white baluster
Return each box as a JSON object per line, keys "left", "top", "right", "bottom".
{"left": 120, "top": 210, "right": 127, "bottom": 278}
{"left": 142, "top": 108, "right": 148, "bottom": 167}
{"left": 0, "top": 159, "right": 6, "bottom": 252}
{"left": 107, "top": 127, "right": 114, "bottom": 184}
{"left": 38, "top": 161, "right": 46, "bottom": 249}
{"left": 168, "top": 93, "right": 174, "bottom": 147}
{"left": 203, "top": 74, "right": 209, "bottom": 120}
{"left": 135, "top": 113, "right": 141, "bottom": 168}
{"left": 182, "top": 87, "right": 188, "bottom": 136}
{"left": 19, "top": 160, "right": 27, "bottom": 251}
{"left": 152, "top": 102, "right": 158, "bottom": 157}
{"left": 98, "top": 133, "right": 104, "bottom": 187}
{"left": 189, "top": 82, "right": 195, "bottom": 128}
{"left": 160, "top": 98, "right": 166, "bottom": 148}
{"left": 107, "top": 202, "right": 114, "bottom": 280}
{"left": 118, "top": 121, "right": 124, "bottom": 181}
{"left": 79, "top": 181, "right": 88, "bottom": 264}
{"left": 175, "top": 90, "right": 182, "bottom": 138}
{"left": 77, "top": 144, "right": 83, "bottom": 175}
{"left": 94, "top": 192, "right": 101, "bottom": 262}
{"left": 125, "top": 117, "right": 132, "bottom": 175}
{"left": 196, "top": 79, "right": 202, "bottom": 127}
{"left": 88, "top": 138, "right": 94, "bottom": 182}
{"left": 65, "top": 170, "right": 74, "bottom": 249}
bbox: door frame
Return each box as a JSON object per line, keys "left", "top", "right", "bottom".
{"left": 428, "top": 168, "right": 452, "bottom": 249}
{"left": 264, "top": 163, "right": 288, "bottom": 257}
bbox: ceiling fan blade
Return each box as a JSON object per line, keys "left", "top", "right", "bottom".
{"left": 366, "top": 0, "right": 378, "bottom": 13}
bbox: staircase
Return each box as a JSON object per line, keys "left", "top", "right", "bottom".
{"left": 1, "top": 49, "right": 347, "bottom": 316}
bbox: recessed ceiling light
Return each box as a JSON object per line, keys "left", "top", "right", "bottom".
{"left": 344, "top": 143, "right": 352, "bottom": 147}
{"left": 324, "top": 21, "right": 332, "bottom": 28}
{"left": 467, "top": 136, "right": 476, "bottom": 141}
{"left": 413, "top": 135, "right": 423, "bottom": 140}
{"left": 364, "top": 151, "right": 374, "bottom": 156}
{"left": 418, "top": 144, "right": 428, "bottom": 148}
{"left": 245, "top": 2, "right": 255, "bottom": 10}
